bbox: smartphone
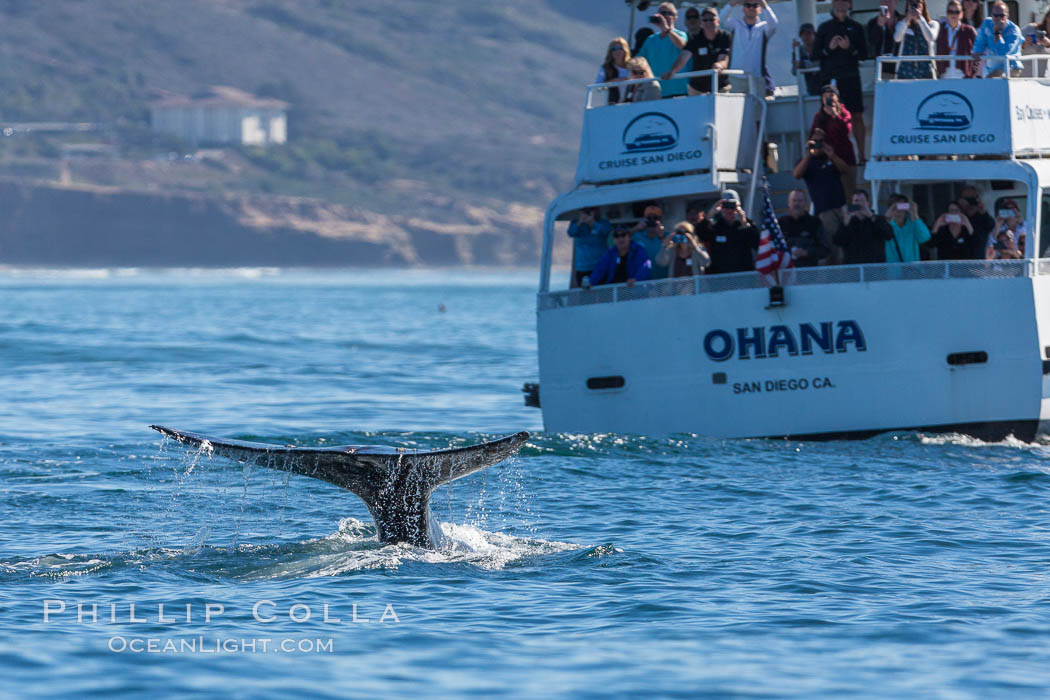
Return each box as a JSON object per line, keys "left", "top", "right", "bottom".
{"left": 998, "top": 208, "right": 1015, "bottom": 218}
{"left": 880, "top": 4, "right": 889, "bottom": 15}
{"left": 945, "top": 213, "right": 961, "bottom": 223}
{"left": 896, "top": 202, "right": 910, "bottom": 211}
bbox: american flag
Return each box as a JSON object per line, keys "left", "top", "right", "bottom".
{"left": 754, "top": 180, "right": 793, "bottom": 284}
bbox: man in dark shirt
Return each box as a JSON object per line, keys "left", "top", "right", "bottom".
{"left": 778, "top": 189, "right": 829, "bottom": 266}
{"left": 815, "top": 0, "right": 868, "bottom": 162}
{"left": 792, "top": 23, "right": 823, "bottom": 95}
{"left": 663, "top": 7, "right": 732, "bottom": 94}
{"left": 792, "top": 130, "right": 847, "bottom": 216}
{"left": 958, "top": 184, "right": 995, "bottom": 254}
{"left": 867, "top": 0, "right": 903, "bottom": 78}
{"left": 697, "top": 189, "right": 760, "bottom": 274}
{"left": 833, "top": 190, "right": 893, "bottom": 264}
{"left": 585, "top": 228, "right": 653, "bottom": 287}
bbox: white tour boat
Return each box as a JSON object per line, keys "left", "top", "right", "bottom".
{"left": 528, "top": 0, "right": 1050, "bottom": 440}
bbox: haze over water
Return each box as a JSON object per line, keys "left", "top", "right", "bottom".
{"left": 3, "top": 269, "right": 1050, "bottom": 697}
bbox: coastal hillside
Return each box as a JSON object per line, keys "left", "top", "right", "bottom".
{"left": 0, "top": 0, "right": 635, "bottom": 265}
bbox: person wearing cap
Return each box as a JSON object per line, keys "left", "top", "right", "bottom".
{"left": 815, "top": 0, "right": 868, "bottom": 162}
{"left": 567, "top": 207, "right": 612, "bottom": 288}
{"left": 792, "top": 22, "right": 822, "bottom": 95}
{"left": 985, "top": 198, "right": 1026, "bottom": 259}
{"left": 637, "top": 2, "right": 690, "bottom": 97}
{"left": 696, "top": 189, "right": 760, "bottom": 274}
{"left": 719, "top": 0, "right": 778, "bottom": 97}
{"left": 810, "top": 84, "right": 856, "bottom": 196}
{"left": 662, "top": 7, "right": 733, "bottom": 94}
{"left": 631, "top": 204, "right": 671, "bottom": 278}
{"left": 584, "top": 227, "right": 653, "bottom": 287}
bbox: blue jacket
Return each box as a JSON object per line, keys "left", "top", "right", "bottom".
{"left": 568, "top": 218, "right": 612, "bottom": 272}
{"left": 973, "top": 18, "right": 1023, "bottom": 76}
{"left": 588, "top": 242, "right": 652, "bottom": 286}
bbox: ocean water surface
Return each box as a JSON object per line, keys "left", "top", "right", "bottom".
{"left": 3, "top": 268, "right": 1050, "bottom": 697}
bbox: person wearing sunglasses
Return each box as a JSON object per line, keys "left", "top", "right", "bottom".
{"left": 583, "top": 227, "right": 653, "bottom": 288}
{"left": 624, "top": 57, "right": 662, "bottom": 102}
{"left": 936, "top": 0, "right": 977, "bottom": 78}
{"left": 719, "top": 0, "right": 778, "bottom": 97}
{"left": 972, "top": 0, "right": 1023, "bottom": 77}
{"left": 662, "top": 7, "right": 733, "bottom": 94}
{"left": 596, "top": 37, "right": 632, "bottom": 104}
{"left": 655, "top": 222, "right": 711, "bottom": 277}
{"left": 636, "top": 2, "right": 689, "bottom": 97}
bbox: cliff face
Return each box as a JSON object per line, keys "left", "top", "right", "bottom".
{"left": 0, "top": 180, "right": 552, "bottom": 267}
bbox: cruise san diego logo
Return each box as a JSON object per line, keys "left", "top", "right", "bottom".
{"left": 622, "top": 112, "right": 678, "bottom": 153}
{"left": 915, "top": 90, "right": 973, "bottom": 130}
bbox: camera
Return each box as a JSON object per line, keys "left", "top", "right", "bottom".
{"left": 673, "top": 234, "right": 687, "bottom": 244}
{"left": 813, "top": 139, "right": 825, "bottom": 150}
{"left": 1037, "top": 30, "right": 1048, "bottom": 40}
{"left": 722, "top": 200, "right": 738, "bottom": 210}
{"left": 823, "top": 96, "right": 835, "bottom": 107}
{"left": 847, "top": 204, "right": 861, "bottom": 212}
{"left": 649, "top": 13, "right": 663, "bottom": 24}
{"left": 645, "top": 215, "right": 661, "bottom": 227}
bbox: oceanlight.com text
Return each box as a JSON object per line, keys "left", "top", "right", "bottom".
{"left": 108, "top": 636, "right": 334, "bottom": 654}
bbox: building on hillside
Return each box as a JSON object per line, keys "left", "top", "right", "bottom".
{"left": 149, "top": 86, "right": 288, "bottom": 147}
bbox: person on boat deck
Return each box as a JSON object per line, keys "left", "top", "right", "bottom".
{"left": 596, "top": 37, "right": 631, "bottom": 105}
{"left": 719, "top": 0, "right": 778, "bottom": 96}
{"left": 985, "top": 199, "right": 1027, "bottom": 259}
{"left": 567, "top": 207, "right": 612, "bottom": 288}
{"left": 792, "top": 128, "right": 848, "bottom": 252}
{"left": 632, "top": 27, "right": 655, "bottom": 56}
{"left": 868, "top": 0, "right": 904, "bottom": 79}
{"left": 937, "top": 0, "right": 978, "bottom": 78}
{"left": 958, "top": 184, "right": 995, "bottom": 247}
{"left": 972, "top": 1, "right": 1023, "bottom": 77}
{"left": 834, "top": 190, "right": 893, "bottom": 264}
{"left": 696, "top": 190, "right": 760, "bottom": 275}
{"left": 885, "top": 193, "right": 931, "bottom": 263}
{"left": 683, "top": 6, "right": 703, "bottom": 37}
{"left": 931, "top": 200, "right": 981, "bottom": 260}
{"left": 778, "top": 189, "right": 830, "bottom": 267}
{"left": 631, "top": 205, "right": 670, "bottom": 278}
{"left": 637, "top": 2, "right": 689, "bottom": 97}
{"left": 961, "top": 0, "right": 983, "bottom": 28}
{"left": 624, "top": 57, "right": 662, "bottom": 102}
{"left": 584, "top": 227, "right": 652, "bottom": 288}
{"left": 894, "top": 0, "right": 939, "bottom": 79}
{"left": 685, "top": 201, "right": 706, "bottom": 229}
{"left": 656, "top": 221, "right": 711, "bottom": 277}
{"left": 815, "top": 0, "right": 869, "bottom": 162}
{"left": 663, "top": 7, "right": 733, "bottom": 94}
{"left": 792, "top": 23, "right": 823, "bottom": 96}
{"left": 810, "top": 85, "right": 856, "bottom": 197}
{"left": 1020, "top": 8, "right": 1050, "bottom": 77}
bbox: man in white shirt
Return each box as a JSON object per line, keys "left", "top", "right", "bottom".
{"left": 720, "top": 0, "right": 778, "bottom": 96}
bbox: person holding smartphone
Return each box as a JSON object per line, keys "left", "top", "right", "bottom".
{"left": 894, "top": 0, "right": 939, "bottom": 79}
{"left": 985, "top": 199, "right": 1026, "bottom": 259}
{"left": 931, "top": 201, "right": 979, "bottom": 260}
{"left": 884, "top": 193, "right": 930, "bottom": 263}
{"left": 834, "top": 190, "right": 894, "bottom": 264}
{"left": 868, "top": 0, "right": 904, "bottom": 78}
{"left": 1021, "top": 8, "right": 1050, "bottom": 77}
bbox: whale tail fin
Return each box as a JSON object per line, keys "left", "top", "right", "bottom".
{"left": 150, "top": 425, "right": 529, "bottom": 547}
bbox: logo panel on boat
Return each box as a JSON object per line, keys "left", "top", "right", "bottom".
{"left": 622, "top": 112, "right": 679, "bottom": 153}
{"left": 914, "top": 91, "right": 973, "bottom": 131}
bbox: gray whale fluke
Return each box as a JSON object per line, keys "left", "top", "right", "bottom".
{"left": 150, "top": 425, "right": 530, "bottom": 549}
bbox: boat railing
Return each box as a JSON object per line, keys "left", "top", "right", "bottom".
{"left": 584, "top": 69, "right": 750, "bottom": 109}
{"left": 874, "top": 53, "right": 1046, "bottom": 80}
{"left": 538, "top": 258, "right": 1041, "bottom": 311}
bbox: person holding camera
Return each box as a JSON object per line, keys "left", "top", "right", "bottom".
{"left": 936, "top": 0, "right": 977, "bottom": 78}
{"left": 662, "top": 7, "right": 733, "bottom": 95}
{"left": 884, "top": 194, "right": 930, "bottom": 263}
{"left": 696, "top": 190, "right": 760, "bottom": 275}
{"left": 584, "top": 227, "right": 653, "bottom": 288}
{"left": 893, "top": 0, "right": 939, "bottom": 79}
{"left": 778, "top": 190, "right": 829, "bottom": 267}
{"left": 567, "top": 207, "right": 612, "bottom": 287}
{"left": 834, "top": 190, "right": 894, "bottom": 264}
{"left": 637, "top": 2, "right": 689, "bottom": 97}
{"left": 868, "top": 0, "right": 904, "bottom": 79}
{"left": 792, "top": 128, "right": 848, "bottom": 246}
{"left": 815, "top": 0, "right": 868, "bottom": 162}
{"left": 656, "top": 222, "right": 711, "bottom": 277}
{"left": 810, "top": 85, "right": 856, "bottom": 196}
{"left": 972, "top": 1, "right": 1023, "bottom": 77}
{"left": 1021, "top": 8, "right": 1050, "bottom": 77}
{"left": 984, "top": 199, "right": 1026, "bottom": 259}
{"left": 631, "top": 205, "right": 671, "bottom": 278}
{"left": 930, "top": 201, "right": 980, "bottom": 260}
